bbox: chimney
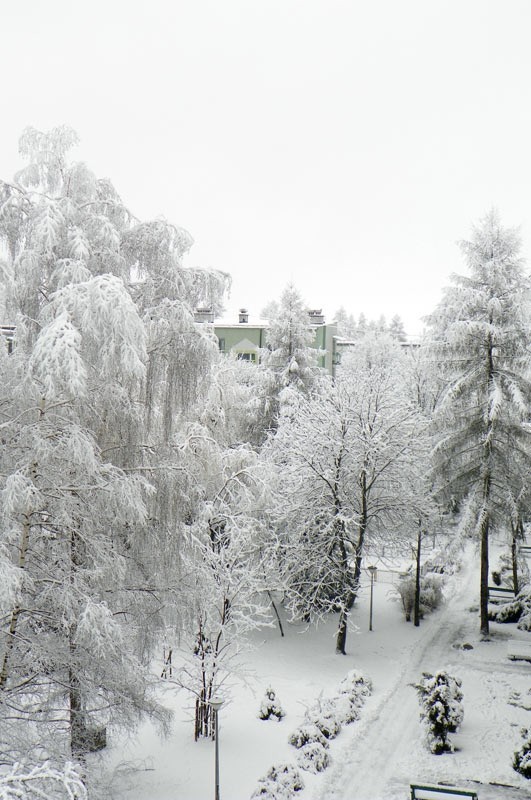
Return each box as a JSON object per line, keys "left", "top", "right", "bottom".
{"left": 238, "top": 308, "right": 249, "bottom": 324}
{"left": 194, "top": 307, "right": 215, "bottom": 323}
{"left": 308, "top": 309, "right": 325, "bottom": 325}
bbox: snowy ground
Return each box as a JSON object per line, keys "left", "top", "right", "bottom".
{"left": 96, "top": 546, "right": 531, "bottom": 799}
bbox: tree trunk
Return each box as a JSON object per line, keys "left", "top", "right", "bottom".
{"left": 69, "top": 662, "right": 86, "bottom": 758}
{"left": 0, "top": 513, "right": 31, "bottom": 690}
{"left": 511, "top": 518, "right": 523, "bottom": 596}
{"left": 414, "top": 525, "right": 422, "bottom": 627}
{"left": 479, "top": 511, "right": 490, "bottom": 638}
{"left": 69, "top": 527, "right": 92, "bottom": 757}
{"left": 336, "top": 470, "right": 368, "bottom": 654}
{"left": 267, "top": 591, "right": 284, "bottom": 637}
{"left": 479, "top": 332, "right": 494, "bottom": 638}
{"left": 336, "top": 601, "right": 350, "bottom": 656}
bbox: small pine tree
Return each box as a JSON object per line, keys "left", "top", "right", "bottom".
{"left": 258, "top": 687, "right": 285, "bottom": 721}
{"left": 415, "top": 670, "right": 464, "bottom": 753}
{"left": 513, "top": 727, "right": 531, "bottom": 778}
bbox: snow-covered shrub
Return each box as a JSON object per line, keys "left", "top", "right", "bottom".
{"left": 516, "top": 585, "right": 531, "bottom": 631}
{"left": 337, "top": 670, "right": 372, "bottom": 702}
{"left": 296, "top": 740, "right": 330, "bottom": 773}
{"left": 421, "top": 574, "right": 444, "bottom": 613}
{"left": 259, "top": 686, "right": 285, "bottom": 721}
{"left": 334, "top": 693, "right": 360, "bottom": 724}
{"left": 415, "top": 670, "right": 464, "bottom": 754}
{"left": 488, "top": 584, "right": 531, "bottom": 629}
{"left": 492, "top": 552, "right": 530, "bottom": 591}
{"left": 304, "top": 697, "right": 342, "bottom": 740}
{"left": 488, "top": 598, "right": 522, "bottom": 624}
{"left": 251, "top": 780, "right": 290, "bottom": 800}
{"left": 513, "top": 727, "right": 531, "bottom": 778}
{"left": 397, "top": 574, "right": 443, "bottom": 622}
{"left": 251, "top": 763, "right": 304, "bottom": 799}
{"left": 334, "top": 669, "right": 372, "bottom": 723}
{"left": 288, "top": 723, "right": 329, "bottom": 750}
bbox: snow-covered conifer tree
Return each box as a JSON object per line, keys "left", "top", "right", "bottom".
{"left": 262, "top": 284, "right": 320, "bottom": 392}
{"left": 427, "top": 210, "right": 531, "bottom": 636}
{"left": 415, "top": 670, "right": 464, "bottom": 754}
{"left": 389, "top": 314, "right": 407, "bottom": 342}
{"left": 258, "top": 284, "right": 324, "bottom": 434}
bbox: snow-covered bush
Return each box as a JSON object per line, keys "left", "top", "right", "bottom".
{"left": 488, "top": 598, "right": 522, "bottom": 623}
{"left": 251, "top": 763, "right": 304, "bottom": 799}
{"left": 397, "top": 574, "right": 444, "bottom": 622}
{"left": 258, "top": 687, "right": 285, "bottom": 721}
{"left": 288, "top": 723, "right": 329, "bottom": 750}
{"left": 296, "top": 741, "right": 330, "bottom": 773}
{"left": 337, "top": 669, "right": 372, "bottom": 702}
{"left": 334, "top": 669, "right": 372, "bottom": 723}
{"left": 334, "top": 693, "right": 361, "bottom": 724}
{"left": 516, "top": 585, "right": 531, "bottom": 631}
{"left": 415, "top": 670, "right": 464, "bottom": 754}
{"left": 492, "top": 552, "right": 530, "bottom": 590}
{"left": 304, "top": 697, "right": 342, "bottom": 740}
{"left": 283, "top": 669, "right": 370, "bottom": 782}
{"left": 488, "top": 584, "right": 531, "bottom": 629}
{"left": 513, "top": 727, "right": 531, "bottom": 778}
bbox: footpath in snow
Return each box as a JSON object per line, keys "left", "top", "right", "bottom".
{"left": 311, "top": 549, "right": 531, "bottom": 800}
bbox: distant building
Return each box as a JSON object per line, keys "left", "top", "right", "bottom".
{"left": 195, "top": 307, "right": 340, "bottom": 376}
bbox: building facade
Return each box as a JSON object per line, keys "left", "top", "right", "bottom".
{"left": 195, "top": 307, "right": 340, "bottom": 376}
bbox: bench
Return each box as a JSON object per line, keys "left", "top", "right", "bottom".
{"left": 520, "top": 545, "right": 531, "bottom": 556}
{"left": 487, "top": 585, "right": 516, "bottom": 602}
{"left": 507, "top": 639, "right": 531, "bottom": 662}
{"left": 410, "top": 785, "right": 478, "bottom": 800}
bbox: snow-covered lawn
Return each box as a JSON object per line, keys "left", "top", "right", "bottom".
{"left": 98, "top": 549, "right": 531, "bottom": 799}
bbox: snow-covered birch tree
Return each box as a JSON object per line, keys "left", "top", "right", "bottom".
{"left": 0, "top": 126, "right": 229, "bottom": 766}
{"left": 167, "top": 390, "right": 274, "bottom": 738}
{"left": 0, "top": 127, "right": 171, "bottom": 763}
{"left": 266, "top": 335, "right": 428, "bottom": 653}
{"left": 427, "top": 210, "right": 531, "bottom": 636}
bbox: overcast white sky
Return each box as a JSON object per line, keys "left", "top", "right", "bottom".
{"left": 1, "top": 0, "right": 531, "bottom": 334}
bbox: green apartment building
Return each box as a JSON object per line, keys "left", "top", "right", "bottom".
{"left": 195, "top": 307, "right": 340, "bottom": 376}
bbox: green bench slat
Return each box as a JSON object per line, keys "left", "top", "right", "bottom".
{"left": 410, "top": 783, "right": 478, "bottom": 800}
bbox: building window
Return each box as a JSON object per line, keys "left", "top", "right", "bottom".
{"left": 237, "top": 352, "right": 256, "bottom": 362}
{"left": 218, "top": 337, "right": 226, "bottom": 352}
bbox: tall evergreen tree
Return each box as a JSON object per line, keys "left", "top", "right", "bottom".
{"left": 389, "top": 314, "right": 407, "bottom": 342}
{"left": 262, "top": 283, "right": 321, "bottom": 393}
{"left": 256, "top": 284, "right": 323, "bottom": 435}
{"left": 427, "top": 210, "right": 531, "bottom": 636}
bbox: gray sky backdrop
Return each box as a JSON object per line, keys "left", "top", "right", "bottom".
{"left": 1, "top": 0, "right": 531, "bottom": 334}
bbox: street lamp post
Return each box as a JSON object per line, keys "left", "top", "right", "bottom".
{"left": 210, "top": 695, "right": 224, "bottom": 800}
{"left": 368, "top": 565, "right": 377, "bottom": 632}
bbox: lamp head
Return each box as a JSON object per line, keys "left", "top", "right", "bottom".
{"left": 210, "top": 695, "right": 224, "bottom": 712}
